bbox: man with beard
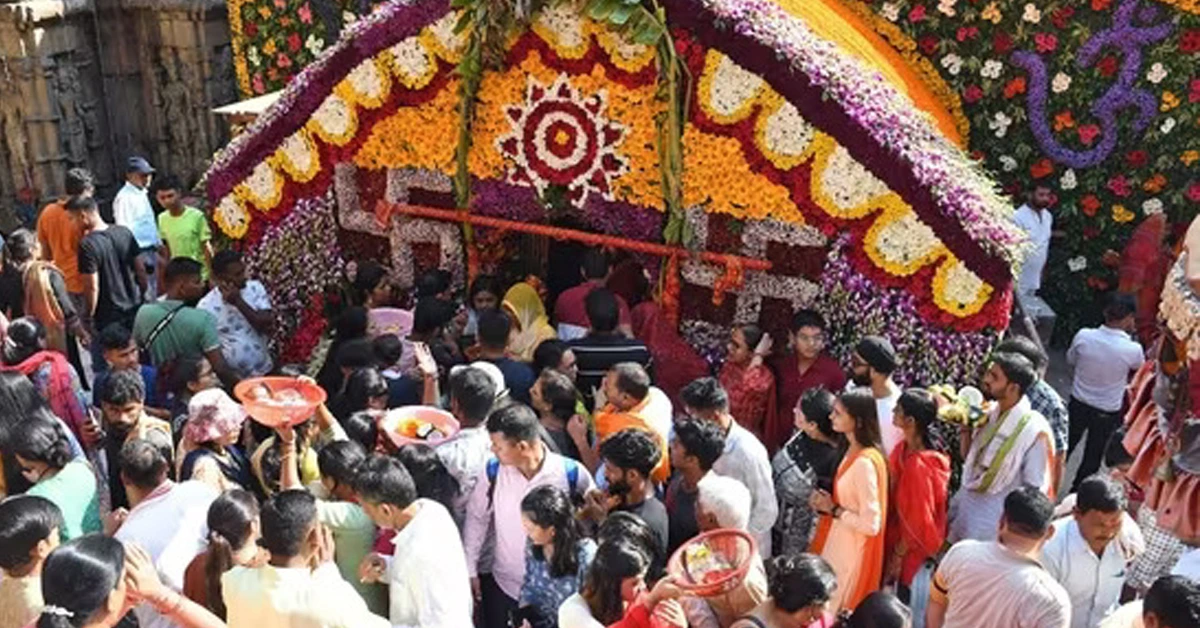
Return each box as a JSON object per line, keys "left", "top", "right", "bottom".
{"left": 89, "top": 369, "right": 173, "bottom": 510}
{"left": 132, "top": 257, "right": 237, "bottom": 388}
{"left": 1014, "top": 184, "right": 1058, "bottom": 341}
{"left": 847, "top": 335, "right": 904, "bottom": 456}
{"left": 590, "top": 428, "right": 669, "bottom": 553}
{"left": 948, "top": 352, "right": 1055, "bottom": 543}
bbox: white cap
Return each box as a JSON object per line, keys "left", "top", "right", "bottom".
{"left": 450, "top": 361, "right": 508, "bottom": 400}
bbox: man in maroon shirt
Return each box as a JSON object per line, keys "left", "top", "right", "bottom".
{"left": 553, "top": 248, "right": 631, "bottom": 339}
{"left": 769, "top": 309, "right": 846, "bottom": 450}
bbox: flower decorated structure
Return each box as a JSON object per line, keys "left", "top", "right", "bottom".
{"left": 495, "top": 75, "right": 630, "bottom": 207}
{"left": 209, "top": 0, "right": 1029, "bottom": 380}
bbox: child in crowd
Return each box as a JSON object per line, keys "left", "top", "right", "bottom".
{"left": 0, "top": 495, "right": 63, "bottom": 628}
{"left": 373, "top": 334, "right": 421, "bottom": 407}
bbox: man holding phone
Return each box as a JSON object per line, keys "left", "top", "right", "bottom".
{"left": 197, "top": 249, "right": 275, "bottom": 380}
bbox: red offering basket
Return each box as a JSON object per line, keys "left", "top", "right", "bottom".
{"left": 234, "top": 377, "right": 326, "bottom": 428}
{"left": 380, "top": 406, "right": 460, "bottom": 448}
{"left": 666, "top": 529, "right": 756, "bottom": 597}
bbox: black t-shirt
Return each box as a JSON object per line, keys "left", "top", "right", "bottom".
{"left": 79, "top": 226, "right": 142, "bottom": 327}
{"left": 664, "top": 476, "right": 700, "bottom": 556}
{"left": 618, "top": 496, "right": 670, "bottom": 563}
{"left": 0, "top": 267, "right": 22, "bottom": 317}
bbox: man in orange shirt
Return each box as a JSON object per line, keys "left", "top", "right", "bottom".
{"left": 592, "top": 362, "right": 671, "bottom": 484}
{"left": 36, "top": 168, "right": 94, "bottom": 309}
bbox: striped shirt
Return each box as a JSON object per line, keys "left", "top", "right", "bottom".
{"left": 568, "top": 334, "right": 652, "bottom": 408}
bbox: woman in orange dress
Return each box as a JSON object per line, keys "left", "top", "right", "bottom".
{"left": 718, "top": 324, "right": 778, "bottom": 450}
{"left": 884, "top": 389, "right": 950, "bottom": 602}
{"left": 809, "top": 388, "right": 888, "bottom": 612}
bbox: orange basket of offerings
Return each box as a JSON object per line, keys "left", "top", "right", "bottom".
{"left": 666, "top": 529, "right": 756, "bottom": 597}
{"left": 379, "top": 406, "right": 460, "bottom": 448}
{"left": 234, "top": 377, "right": 326, "bottom": 428}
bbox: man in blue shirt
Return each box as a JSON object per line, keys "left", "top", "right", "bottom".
{"left": 476, "top": 310, "right": 536, "bottom": 405}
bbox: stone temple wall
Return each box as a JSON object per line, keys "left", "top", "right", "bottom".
{"left": 0, "top": 0, "right": 237, "bottom": 230}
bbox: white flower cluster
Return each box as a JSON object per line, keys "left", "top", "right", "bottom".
{"left": 980, "top": 59, "right": 1004, "bottom": 79}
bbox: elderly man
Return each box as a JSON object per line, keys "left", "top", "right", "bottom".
{"left": 681, "top": 377, "right": 778, "bottom": 556}
{"left": 682, "top": 475, "right": 769, "bottom": 628}
{"left": 112, "top": 157, "right": 161, "bottom": 300}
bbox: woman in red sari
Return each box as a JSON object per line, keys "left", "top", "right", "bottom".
{"left": 719, "top": 324, "right": 777, "bottom": 449}
{"left": 630, "top": 301, "right": 709, "bottom": 410}
{"left": 884, "top": 389, "right": 950, "bottom": 602}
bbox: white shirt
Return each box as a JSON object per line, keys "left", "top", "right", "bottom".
{"left": 1171, "top": 547, "right": 1200, "bottom": 579}
{"left": 112, "top": 181, "right": 161, "bottom": 249}
{"left": 114, "top": 481, "right": 218, "bottom": 628}
{"left": 1067, "top": 326, "right": 1144, "bottom": 412}
{"left": 558, "top": 592, "right": 604, "bottom": 628}
{"left": 712, "top": 422, "right": 778, "bottom": 556}
{"left": 197, "top": 280, "right": 274, "bottom": 378}
{"left": 934, "top": 539, "right": 1071, "bottom": 628}
{"left": 1042, "top": 517, "right": 1145, "bottom": 628}
{"left": 223, "top": 562, "right": 389, "bottom": 628}
{"left": 381, "top": 499, "right": 473, "bottom": 628}
{"left": 1014, "top": 203, "right": 1053, "bottom": 295}
{"left": 435, "top": 426, "right": 493, "bottom": 527}
{"left": 876, "top": 382, "right": 903, "bottom": 456}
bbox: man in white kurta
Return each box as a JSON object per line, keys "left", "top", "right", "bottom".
{"left": 949, "top": 353, "right": 1055, "bottom": 543}
{"left": 1014, "top": 185, "right": 1057, "bottom": 339}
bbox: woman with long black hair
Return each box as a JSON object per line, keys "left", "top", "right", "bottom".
{"left": 557, "top": 540, "right": 685, "bottom": 628}
{"left": 516, "top": 485, "right": 596, "bottom": 627}
{"left": 884, "top": 389, "right": 950, "bottom": 602}
{"left": 34, "top": 535, "right": 224, "bottom": 628}
{"left": 810, "top": 389, "right": 889, "bottom": 612}
{"left": 182, "top": 489, "right": 264, "bottom": 618}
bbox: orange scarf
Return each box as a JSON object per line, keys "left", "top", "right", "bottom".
{"left": 22, "top": 261, "right": 66, "bottom": 353}
{"left": 809, "top": 447, "right": 888, "bottom": 609}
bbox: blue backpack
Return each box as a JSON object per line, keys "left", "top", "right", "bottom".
{"left": 485, "top": 456, "right": 581, "bottom": 508}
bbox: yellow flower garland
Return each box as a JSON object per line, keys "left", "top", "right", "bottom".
{"left": 353, "top": 81, "right": 461, "bottom": 173}
{"left": 833, "top": 0, "right": 970, "bottom": 143}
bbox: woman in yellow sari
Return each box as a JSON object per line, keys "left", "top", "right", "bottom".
{"left": 503, "top": 281, "right": 556, "bottom": 362}
{"left": 809, "top": 388, "right": 888, "bottom": 612}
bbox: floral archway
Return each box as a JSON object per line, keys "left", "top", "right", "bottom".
{"left": 207, "top": 0, "right": 1026, "bottom": 385}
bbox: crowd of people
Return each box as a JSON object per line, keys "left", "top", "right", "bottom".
{"left": 0, "top": 163, "right": 1197, "bottom": 628}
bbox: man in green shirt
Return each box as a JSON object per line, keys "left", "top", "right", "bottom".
{"left": 132, "top": 257, "right": 237, "bottom": 388}
{"left": 154, "top": 175, "right": 213, "bottom": 280}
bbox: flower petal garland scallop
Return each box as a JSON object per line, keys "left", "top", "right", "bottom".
{"left": 495, "top": 74, "right": 631, "bottom": 207}
{"left": 755, "top": 93, "right": 816, "bottom": 170}
{"left": 699, "top": 50, "right": 766, "bottom": 124}
{"left": 668, "top": 0, "right": 1025, "bottom": 287}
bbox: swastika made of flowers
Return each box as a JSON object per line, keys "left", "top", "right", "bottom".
{"left": 496, "top": 74, "right": 630, "bottom": 207}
